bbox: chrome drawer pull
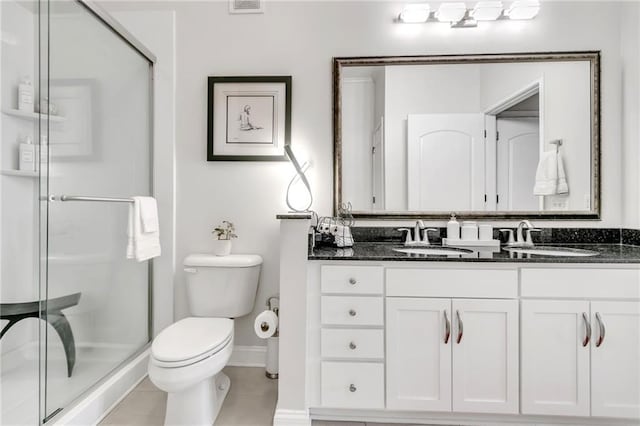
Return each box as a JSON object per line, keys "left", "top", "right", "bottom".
{"left": 349, "top": 278, "right": 357, "bottom": 285}
{"left": 595, "top": 312, "right": 606, "bottom": 347}
{"left": 444, "top": 310, "right": 451, "bottom": 344}
{"left": 349, "top": 384, "right": 357, "bottom": 392}
{"left": 456, "top": 310, "right": 463, "bottom": 344}
{"left": 349, "top": 341, "right": 357, "bottom": 350}
{"left": 348, "top": 309, "right": 357, "bottom": 317}
{"left": 582, "top": 312, "right": 592, "bottom": 347}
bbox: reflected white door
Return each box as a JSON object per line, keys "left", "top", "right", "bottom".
{"left": 407, "top": 114, "right": 485, "bottom": 211}
{"left": 372, "top": 118, "right": 385, "bottom": 210}
{"left": 496, "top": 118, "right": 539, "bottom": 211}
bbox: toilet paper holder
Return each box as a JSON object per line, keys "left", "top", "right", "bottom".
{"left": 260, "top": 296, "right": 279, "bottom": 337}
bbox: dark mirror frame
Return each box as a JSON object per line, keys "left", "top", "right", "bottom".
{"left": 333, "top": 51, "right": 601, "bottom": 220}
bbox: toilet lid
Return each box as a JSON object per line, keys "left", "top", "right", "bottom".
{"left": 152, "top": 317, "right": 233, "bottom": 365}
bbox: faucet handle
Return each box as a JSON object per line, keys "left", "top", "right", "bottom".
{"left": 423, "top": 228, "right": 439, "bottom": 245}
{"left": 397, "top": 228, "right": 412, "bottom": 244}
{"left": 525, "top": 228, "right": 542, "bottom": 245}
{"left": 499, "top": 229, "right": 516, "bottom": 245}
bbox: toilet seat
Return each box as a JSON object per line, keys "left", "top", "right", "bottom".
{"left": 151, "top": 317, "right": 233, "bottom": 368}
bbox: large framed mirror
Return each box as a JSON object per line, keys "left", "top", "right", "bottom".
{"left": 333, "top": 52, "right": 600, "bottom": 219}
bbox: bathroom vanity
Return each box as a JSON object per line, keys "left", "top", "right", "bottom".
{"left": 274, "top": 218, "right": 640, "bottom": 426}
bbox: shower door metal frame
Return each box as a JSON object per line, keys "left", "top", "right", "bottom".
{"left": 39, "top": 1, "right": 157, "bottom": 423}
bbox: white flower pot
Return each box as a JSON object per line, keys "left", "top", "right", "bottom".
{"left": 212, "top": 239, "right": 232, "bottom": 256}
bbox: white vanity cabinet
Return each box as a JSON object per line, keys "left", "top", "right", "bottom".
{"left": 520, "top": 268, "right": 640, "bottom": 419}
{"left": 318, "top": 265, "right": 385, "bottom": 409}
{"left": 305, "top": 262, "right": 640, "bottom": 426}
{"left": 385, "top": 268, "right": 519, "bottom": 415}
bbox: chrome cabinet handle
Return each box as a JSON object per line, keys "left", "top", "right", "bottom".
{"left": 349, "top": 384, "right": 357, "bottom": 392}
{"left": 349, "top": 341, "right": 357, "bottom": 350}
{"left": 456, "top": 310, "right": 463, "bottom": 344}
{"left": 595, "top": 312, "right": 606, "bottom": 347}
{"left": 348, "top": 309, "right": 356, "bottom": 317}
{"left": 444, "top": 310, "right": 451, "bottom": 344}
{"left": 348, "top": 277, "right": 357, "bottom": 285}
{"left": 582, "top": 312, "right": 592, "bottom": 347}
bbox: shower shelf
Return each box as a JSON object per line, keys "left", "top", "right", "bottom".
{"left": 0, "top": 169, "right": 38, "bottom": 177}
{"left": 2, "top": 108, "right": 65, "bottom": 122}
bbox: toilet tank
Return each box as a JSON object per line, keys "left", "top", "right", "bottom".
{"left": 183, "top": 254, "right": 262, "bottom": 318}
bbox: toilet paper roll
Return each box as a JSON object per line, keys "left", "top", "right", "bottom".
{"left": 254, "top": 310, "right": 278, "bottom": 339}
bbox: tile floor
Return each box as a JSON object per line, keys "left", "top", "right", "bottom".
{"left": 99, "top": 366, "right": 418, "bottom": 426}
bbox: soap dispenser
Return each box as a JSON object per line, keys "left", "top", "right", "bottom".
{"left": 447, "top": 214, "right": 460, "bottom": 240}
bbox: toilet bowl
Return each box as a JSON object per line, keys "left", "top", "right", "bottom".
{"left": 148, "top": 254, "right": 262, "bottom": 426}
{"left": 149, "top": 318, "right": 234, "bottom": 425}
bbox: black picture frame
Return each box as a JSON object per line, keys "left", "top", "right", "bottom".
{"left": 207, "top": 76, "right": 292, "bottom": 161}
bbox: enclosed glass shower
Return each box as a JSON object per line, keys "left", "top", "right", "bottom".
{"left": 0, "top": 1, "right": 153, "bottom": 424}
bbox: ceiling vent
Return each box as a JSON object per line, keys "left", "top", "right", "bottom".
{"left": 229, "top": 0, "right": 265, "bottom": 14}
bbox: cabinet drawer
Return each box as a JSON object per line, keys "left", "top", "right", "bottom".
{"left": 521, "top": 268, "right": 640, "bottom": 299}
{"left": 321, "top": 361, "right": 384, "bottom": 409}
{"left": 321, "top": 296, "right": 383, "bottom": 326}
{"left": 386, "top": 268, "right": 518, "bottom": 298}
{"left": 321, "top": 265, "right": 383, "bottom": 295}
{"left": 321, "top": 329, "right": 384, "bottom": 359}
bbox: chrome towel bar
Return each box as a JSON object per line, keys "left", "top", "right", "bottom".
{"left": 51, "top": 195, "right": 134, "bottom": 203}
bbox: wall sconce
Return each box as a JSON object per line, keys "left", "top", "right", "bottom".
{"left": 284, "top": 144, "right": 313, "bottom": 213}
{"left": 397, "top": 0, "right": 539, "bottom": 27}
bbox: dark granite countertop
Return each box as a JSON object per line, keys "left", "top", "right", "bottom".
{"left": 309, "top": 242, "right": 640, "bottom": 264}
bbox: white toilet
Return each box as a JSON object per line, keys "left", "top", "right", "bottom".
{"left": 148, "top": 253, "right": 263, "bottom": 426}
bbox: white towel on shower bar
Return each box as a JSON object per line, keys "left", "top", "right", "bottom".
{"left": 127, "top": 196, "right": 161, "bottom": 262}
{"left": 533, "top": 150, "right": 569, "bottom": 196}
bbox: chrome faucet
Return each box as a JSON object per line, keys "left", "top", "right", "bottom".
{"left": 397, "top": 221, "right": 438, "bottom": 246}
{"left": 500, "top": 220, "right": 541, "bottom": 247}
{"left": 415, "top": 220, "right": 425, "bottom": 243}
{"left": 517, "top": 220, "right": 533, "bottom": 245}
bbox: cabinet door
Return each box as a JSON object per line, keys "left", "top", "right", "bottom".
{"left": 386, "top": 298, "right": 452, "bottom": 411}
{"left": 591, "top": 301, "right": 640, "bottom": 419}
{"left": 521, "top": 300, "right": 591, "bottom": 416}
{"left": 452, "top": 299, "right": 519, "bottom": 414}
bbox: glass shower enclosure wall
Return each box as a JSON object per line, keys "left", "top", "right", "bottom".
{"left": 0, "top": 1, "right": 154, "bottom": 424}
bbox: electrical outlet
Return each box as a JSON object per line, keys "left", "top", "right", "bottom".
{"left": 550, "top": 198, "right": 569, "bottom": 211}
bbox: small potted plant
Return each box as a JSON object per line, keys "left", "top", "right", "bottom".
{"left": 211, "top": 220, "right": 237, "bottom": 256}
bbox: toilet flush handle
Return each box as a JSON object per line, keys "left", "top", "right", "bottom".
{"left": 184, "top": 267, "right": 198, "bottom": 274}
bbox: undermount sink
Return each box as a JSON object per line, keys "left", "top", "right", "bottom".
{"left": 503, "top": 246, "right": 599, "bottom": 257}
{"left": 393, "top": 246, "right": 474, "bottom": 256}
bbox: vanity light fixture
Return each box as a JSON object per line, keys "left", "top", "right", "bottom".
{"left": 470, "top": 1, "right": 504, "bottom": 21}
{"left": 397, "top": 1, "right": 540, "bottom": 27}
{"left": 284, "top": 144, "right": 313, "bottom": 213}
{"left": 435, "top": 2, "right": 467, "bottom": 23}
{"left": 399, "top": 3, "right": 431, "bottom": 23}
{"left": 505, "top": 0, "right": 540, "bottom": 20}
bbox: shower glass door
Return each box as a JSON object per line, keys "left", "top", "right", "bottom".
{"left": 42, "top": 0, "right": 152, "bottom": 420}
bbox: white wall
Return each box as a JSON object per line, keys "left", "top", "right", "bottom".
{"left": 104, "top": 1, "right": 636, "bottom": 348}
{"left": 621, "top": 2, "right": 640, "bottom": 228}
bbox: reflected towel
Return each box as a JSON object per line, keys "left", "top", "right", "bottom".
{"left": 127, "top": 196, "right": 161, "bottom": 262}
{"left": 533, "top": 150, "right": 569, "bottom": 195}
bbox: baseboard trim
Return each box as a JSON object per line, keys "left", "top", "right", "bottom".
{"left": 228, "top": 345, "right": 267, "bottom": 367}
{"left": 52, "top": 348, "right": 150, "bottom": 425}
{"left": 309, "top": 407, "right": 637, "bottom": 426}
{"left": 273, "top": 408, "right": 312, "bottom": 426}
